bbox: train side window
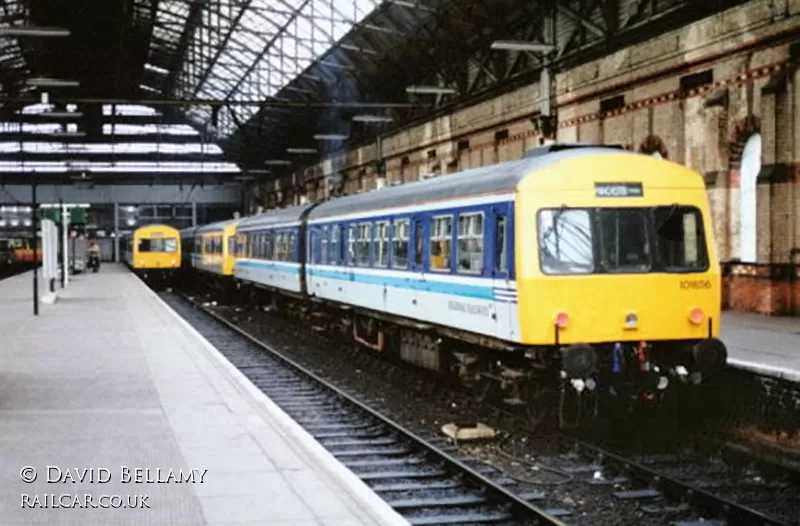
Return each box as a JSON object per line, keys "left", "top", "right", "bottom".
{"left": 375, "top": 221, "right": 389, "bottom": 267}
{"left": 321, "top": 227, "right": 328, "bottom": 265}
{"left": 330, "top": 225, "right": 340, "bottom": 265}
{"left": 457, "top": 212, "right": 483, "bottom": 274}
{"left": 289, "top": 231, "right": 297, "bottom": 262}
{"left": 309, "top": 229, "right": 318, "bottom": 264}
{"left": 392, "top": 219, "right": 409, "bottom": 269}
{"left": 430, "top": 215, "right": 452, "bottom": 272}
{"left": 414, "top": 221, "right": 422, "bottom": 267}
{"left": 348, "top": 225, "right": 356, "bottom": 266}
{"left": 267, "top": 231, "right": 275, "bottom": 260}
{"left": 274, "top": 232, "right": 284, "bottom": 261}
{"left": 494, "top": 216, "right": 507, "bottom": 273}
{"left": 357, "top": 223, "right": 371, "bottom": 266}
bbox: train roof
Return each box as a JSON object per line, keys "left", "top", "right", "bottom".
{"left": 307, "top": 145, "right": 630, "bottom": 221}
{"left": 195, "top": 217, "right": 239, "bottom": 234}
{"left": 133, "top": 223, "right": 180, "bottom": 233}
{"left": 179, "top": 226, "right": 199, "bottom": 236}
{"left": 237, "top": 203, "right": 315, "bottom": 231}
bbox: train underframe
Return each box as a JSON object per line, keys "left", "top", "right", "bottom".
{"left": 201, "top": 277, "right": 729, "bottom": 429}
{"left": 135, "top": 268, "right": 177, "bottom": 290}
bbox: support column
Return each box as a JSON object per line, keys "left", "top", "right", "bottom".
{"left": 32, "top": 183, "right": 38, "bottom": 316}
{"left": 375, "top": 135, "right": 386, "bottom": 189}
{"left": 192, "top": 202, "right": 197, "bottom": 226}
{"left": 113, "top": 202, "right": 120, "bottom": 263}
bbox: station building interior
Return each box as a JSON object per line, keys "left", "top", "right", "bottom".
{"left": 0, "top": 1, "right": 799, "bottom": 524}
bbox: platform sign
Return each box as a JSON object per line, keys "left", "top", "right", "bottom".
{"left": 40, "top": 219, "right": 58, "bottom": 283}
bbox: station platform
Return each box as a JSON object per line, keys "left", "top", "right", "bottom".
{"left": 721, "top": 311, "right": 800, "bottom": 382}
{"left": 0, "top": 265, "right": 408, "bottom": 526}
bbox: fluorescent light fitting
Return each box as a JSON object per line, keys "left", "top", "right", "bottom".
{"left": 491, "top": 40, "right": 556, "bottom": 53}
{"left": 144, "top": 63, "right": 169, "bottom": 75}
{"left": 0, "top": 26, "right": 70, "bottom": 37}
{"left": 284, "top": 86, "right": 312, "bottom": 94}
{"left": 42, "top": 111, "right": 83, "bottom": 118}
{"left": 388, "top": 0, "right": 435, "bottom": 11}
{"left": 286, "top": 148, "right": 317, "bottom": 154}
{"left": 314, "top": 133, "right": 349, "bottom": 141}
{"left": 318, "top": 60, "right": 356, "bottom": 71}
{"left": 48, "top": 131, "right": 86, "bottom": 138}
{"left": 27, "top": 78, "right": 80, "bottom": 88}
{"left": 353, "top": 114, "right": 393, "bottom": 123}
{"left": 339, "top": 43, "right": 377, "bottom": 55}
{"left": 264, "top": 160, "right": 291, "bottom": 166}
{"left": 406, "top": 85, "right": 457, "bottom": 95}
{"left": 139, "top": 84, "right": 161, "bottom": 93}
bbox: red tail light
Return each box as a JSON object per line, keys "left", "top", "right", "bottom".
{"left": 555, "top": 312, "right": 569, "bottom": 329}
{"left": 689, "top": 308, "right": 704, "bottom": 325}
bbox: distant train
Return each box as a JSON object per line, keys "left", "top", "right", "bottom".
{"left": 175, "top": 144, "right": 729, "bottom": 426}
{"left": 0, "top": 238, "right": 13, "bottom": 275}
{"left": 121, "top": 224, "right": 181, "bottom": 285}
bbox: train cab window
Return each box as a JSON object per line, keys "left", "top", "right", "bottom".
{"left": 138, "top": 238, "right": 177, "bottom": 253}
{"left": 494, "top": 216, "right": 507, "bottom": 273}
{"left": 330, "top": 225, "right": 340, "bottom": 265}
{"left": 392, "top": 219, "right": 409, "bottom": 269}
{"left": 538, "top": 209, "right": 594, "bottom": 274}
{"left": 348, "top": 225, "right": 356, "bottom": 265}
{"left": 356, "top": 223, "right": 371, "bottom": 266}
{"left": 598, "top": 209, "right": 651, "bottom": 272}
{"left": 654, "top": 206, "right": 708, "bottom": 271}
{"left": 457, "top": 213, "right": 483, "bottom": 274}
{"left": 375, "top": 222, "right": 389, "bottom": 267}
{"left": 430, "top": 215, "right": 452, "bottom": 271}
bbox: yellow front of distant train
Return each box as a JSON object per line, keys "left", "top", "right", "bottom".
{"left": 515, "top": 152, "right": 725, "bottom": 387}
{"left": 125, "top": 224, "right": 181, "bottom": 273}
{"left": 195, "top": 219, "right": 240, "bottom": 276}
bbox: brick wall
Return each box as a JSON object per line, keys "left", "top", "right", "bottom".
{"left": 725, "top": 263, "right": 800, "bottom": 315}
{"left": 258, "top": 1, "right": 800, "bottom": 315}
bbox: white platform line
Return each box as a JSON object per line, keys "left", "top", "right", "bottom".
{"left": 727, "top": 358, "right": 800, "bottom": 382}
{"left": 129, "top": 273, "right": 410, "bottom": 526}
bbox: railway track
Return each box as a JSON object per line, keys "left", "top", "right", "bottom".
{"left": 163, "top": 291, "right": 565, "bottom": 526}
{"left": 164, "top": 288, "right": 800, "bottom": 525}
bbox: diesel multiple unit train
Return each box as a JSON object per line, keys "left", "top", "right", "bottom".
{"left": 143, "top": 145, "right": 731, "bottom": 426}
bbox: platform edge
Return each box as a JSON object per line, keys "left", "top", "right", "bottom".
{"left": 130, "top": 275, "right": 411, "bottom": 526}
{"left": 727, "top": 358, "right": 800, "bottom": 382}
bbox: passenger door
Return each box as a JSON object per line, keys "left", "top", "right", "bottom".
{"left": 491, "top": 205, "right": 515, "bottom": 339}
{"left": 409, "top": 216, "right": 425, "bottom": 311}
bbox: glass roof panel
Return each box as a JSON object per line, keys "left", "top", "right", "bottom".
{"left": 175, "top": 0, "right": 383, "bottom": 138}
{"left": 102, "top": 124, "right": 199, "bottom": 135}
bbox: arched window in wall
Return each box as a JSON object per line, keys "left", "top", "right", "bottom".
{"left": 739, "top": 134, "right": 761, "bottom": 262}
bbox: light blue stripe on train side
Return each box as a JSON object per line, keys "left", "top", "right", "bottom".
{"left": 235, "top": 259, "right": 512, "bottom": 301}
